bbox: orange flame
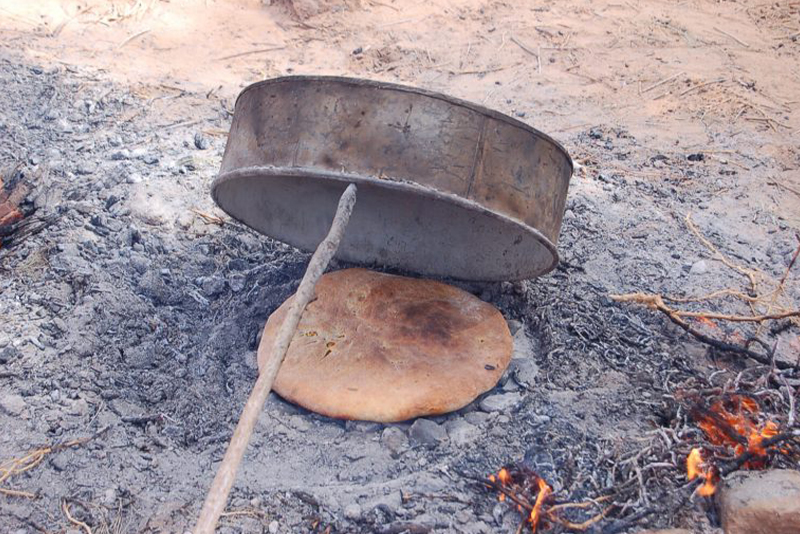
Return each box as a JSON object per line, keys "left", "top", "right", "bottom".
{"left": 488, "top": 467, "right": 552, "bottom": 533}
{"left": 686, "top": 394, "right": 783, "bottom": 496}
{"left": 498, "top": 468, "right": 511, "bottom": 485}
{"left": 686, "top": 448, "right": 717, "bottom": 496}
{"left": 694, "top": 316, "right": 718, "bottom": 329}
{"left": 686, "top": 448, "right": 703, "bottom": 481}
{"left": 529, "top": 478, "right": 551, "bottom": 532}
{"left": 696, "top": 395, "right": 780, "bottom": 466}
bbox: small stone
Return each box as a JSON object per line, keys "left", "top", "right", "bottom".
{"left": 345, "top": 420, "right": 382, "bottom": 433}
{"left": 464, "top": 412, "right": 491, "bottom": 426}
{"left": 0, "top": 393, "right": 26, "bottom": 416}
{"left": 531, "top": 414, "right": 551, "bottom": 425}
{"left": 455, "top": 508, "right": 472, "bottom": 524}
{"left": 194, "top": 132, "right": 209, "bottom": 150}
{"left": 365, "top": 491, "right": 402, "bottom": 515}
{"left": 0, "top": 346, "right": 19, "bottom": 364}
{"left": 719, "top": 469, "right": 800, "bottom": 534}
{"left": 102, "top": 488, "right": 118, "bottom": 505}
{"left": 445, "top": 419, "right": 479, "bottom": 447}
{"left": 289, "top": 415, "right": 311, "bottom": 432}
{"left": 56, "top": 118, "right": 73, "bottom": 132}
{"left": 67, "top": 398, "right": 90, "bottom": 416}
{"left": 228, "top": 275, "right": 245, "bottom": 293}
{"left": 110, "top": 150, "right": 130, "bottom": 160}
{"left": 492, "top": 502, "right": 506, "bottom": 525}
{"left": 381, "top": 426, "right": 409, "bottom": 456}
{"left": 200, "top": 276, "right": 226, "bottom": 298}
{"left": 76, "top": 162, "right": 97, "bottom": 175}
{"left": 479, "top": 392, "right": 522, "bottom": 413}
{"left": 50, "top": 453, "right": 70, "bottom": 472}
{"left": 506, "top": 319, "right": 522, "bottom": 335}
{"left": 268, "top": 520, "right": 279, "bottom": 533}
{"left": 344, "top": 503, "right": 362, "bottom": 520}
{"left": 510, "top": 359, "right": 539, "bottom": 388}
{"left": 637, "top": 530, "right": 691, "bottom": 534}
{"left": 409, "top": 419, "right": 447, "bottom": 448}
{"left": 129, "top": 255, "right": 149, "bottom": 274}
{"left": 689, "top": 259, "right": 708, "bottom": 275}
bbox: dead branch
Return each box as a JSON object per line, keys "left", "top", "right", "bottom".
{"left": 0, "top": 428, "right": 108, "bottom": 498}
{"left": 756, "top": 234, "right": 800, "bottom": 337}
{"left": 642, "top": 71, "right": 685, "bottom": 94}
{"left": 685, "top": 213, "right": 762, "bottom": 297}
{"left": 768, "top": 180, "right": 800, "bottom": 198}
{"left": 679, "top": 78, "right": 726, "bottom": 97}
{"left": 190, "top": 208, "right": 225, "bottom": 226}
{"left": 547, "top": 505, "right": 615, "bottom": 530}
{"left": 612, "top": 293, "right": 800, "bottom": 323}
{"left": 663, "top": 288, "right": 763, "bottom": 304}
{"left": 62, "top": 499, "right": 93, "bottom": 534}
{"left": 720, "top": 432, "right": 798, "bottom": 476}
{"left": 194, "top": 184, "right": 358, "bottom": 534}
{"left": 478, "top": 477, "right": 534, "bottom": 511}
{"left": 610, "top": 293, "right": 797, "bottom": 369}
{"left": 215, "top": 46, "right": 286, "bottom": 61}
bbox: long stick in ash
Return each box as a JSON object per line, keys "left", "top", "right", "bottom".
{"left": 194, "top": 184, "right": 358, "bottom": 534}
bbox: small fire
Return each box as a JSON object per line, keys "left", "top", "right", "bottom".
{"left": 694, "top": 395, "right": 779, "bottom": 466}
{"left": 488, "top": 466, "right": 552, "bottom": 532}
{"left": 685, "top": 394, "right": 783, "bottom": 495}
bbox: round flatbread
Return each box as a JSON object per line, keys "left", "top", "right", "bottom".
{"left": 258, "top": 268, "right": 512, "bottom": 422}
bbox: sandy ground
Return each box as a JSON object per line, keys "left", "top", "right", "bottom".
{"left": 4, "top": 0, "right": 799, "bottom": 222}
{"left": 1, "top": 1, "right": 799, "bottom": 533}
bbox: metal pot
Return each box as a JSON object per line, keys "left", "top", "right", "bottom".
{"left": 212, "top": 76, "right": 572, "bottom": 281}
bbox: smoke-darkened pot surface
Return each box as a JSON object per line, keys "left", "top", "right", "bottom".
{"left": 212, "top": 76, "right": 572, "bottom": 281}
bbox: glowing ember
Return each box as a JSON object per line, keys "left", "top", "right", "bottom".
{"left": 498, "top": 467, "right": 511, "bottom": 485}
{"left": 694, "top": 316, "right": 718, "bottom": 329}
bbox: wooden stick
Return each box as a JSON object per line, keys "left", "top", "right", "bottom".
{"left": 215, "top": 46, "right": 286, "bottom": 61}
{"left": 756, "top": 235, "right": 800, "bottom": 337}
{"left": 510, "top": 35, "right": 539, "bottom": 59}
{"left": 610, "top": 293, "right": 798, "bottom": 369}
{"left": 679, "top": 78, "right": 726, "bottom": 97}
{"left": 642, "top": 71, "right": 685, "bottom": 94}
{"left": 714, "top": 27, "right": 749, "bottom": 48}
{"left": 117, "top": 28, "right": 150, "bottom": 49}
{"left": 194, "top": 184, "right": 358, "bottom": 534}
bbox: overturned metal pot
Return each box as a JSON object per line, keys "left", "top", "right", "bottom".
{"left": 212, "top": 76, "right": 572, "bottom": 281}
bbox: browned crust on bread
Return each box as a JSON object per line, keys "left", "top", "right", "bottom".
{"left": 258, "top": 268, "right": 513, "bottom": 422}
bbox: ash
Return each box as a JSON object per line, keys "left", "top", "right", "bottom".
{"left": 0, "top": 54, "right": 797, "bottom": 534}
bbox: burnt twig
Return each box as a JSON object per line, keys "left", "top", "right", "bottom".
{"left": 720, "top": 432, "right": 799, "bottom": 476}
{"left": 610, "top": 293, "right": 796, "bottom": 369}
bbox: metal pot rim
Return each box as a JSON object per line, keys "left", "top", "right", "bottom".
{"left": 233, "top": 75, "right": 574, "bottom": 175}
{"left": 212, "top": 165, "right": 560, "bottom": 279}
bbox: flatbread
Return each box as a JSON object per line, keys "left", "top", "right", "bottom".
{"left": 258, "top": 268, "right": 512, "bottom": 422}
